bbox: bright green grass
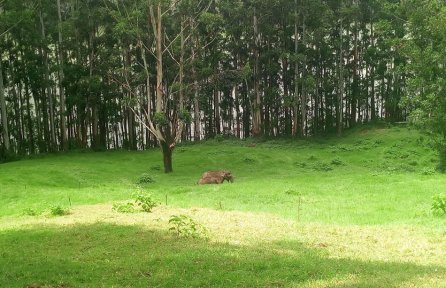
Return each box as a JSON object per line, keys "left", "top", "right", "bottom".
{"left": 0, "top": 125, "right": 443, "bottom": 226}
{"left": 1, "top": 125, "right": 446, "bottom": 287}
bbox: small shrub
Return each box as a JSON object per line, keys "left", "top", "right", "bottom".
{"left": 135, "top": 193, "right": 157, "bottom": 212}
{"left": 432, "top": 195, "right": 446, "bottom": 216}
{"left": 23, "top": 208, "right": 41, "bottom": 216}
{"left": 214, "top": 134, "right": 224, "bottom": 142}
{"left": 137, "top": 173, "right": 155, "bottom": 184}
{"left": 168, "top": 215, "right": 208, "bottom": 239}
{"left": 408, "top": 160, "right": 418, "bottom": 166}
{"left": 50, "top": 205, "right": 69, "bottom": 216}
{"left": 112, "top": 202, "right": 136, "bottom": 213}
{"left": 285, "top": 189, "right": 302, "bottom": 197}
{"left": 313, "top": 162, "right": 333, "bottom": 172}
{"left": 331, "top": 158, "right": 345, "bottom": 166}
{"left": 421, "top": 167, "right": 436, "bottom": 175}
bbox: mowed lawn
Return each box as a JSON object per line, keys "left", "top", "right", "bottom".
{"left": 1, "top": 125, "right": 445, "bottom": 287}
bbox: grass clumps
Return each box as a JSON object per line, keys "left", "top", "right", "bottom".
{"left": 421, "top": 167, "right": 436, "bottom": 175}
{"left": 112, "top": 202, "right": 136, "bottom": 213}
{"left": 330, "top": 157, "right": 345, "bottom": 166}
{"left": 136, "top": 173, "right": 155, "bottom": 184}
{"left": 22, "top": 208, "right": 42, "bottom": 216}
{"left": 50, "top": 205, "right": 70, "bottom": 216}
{"left": 113, "top": 191, "right": 158, "bottom": 213}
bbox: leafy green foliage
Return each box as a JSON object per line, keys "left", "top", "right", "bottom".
{"left": 134, "top": 193, "right": 157, "bottom": 213}
{"left": 432, "top": 195, "right": 446, "bottom": 216}
{"left": 168, "top": 215, "right": 208, "bottom": 239}
{"left": 22, "top": 208, "right": 41, "bottom": 216}
{"left": 153, "top": 112, "right": 169, "bottom": 127}
{"left": 50, "top": 206, "right": 70, "bottom": 216}
{"left": 331, "top": 158, "right": 345, "bottom": 166}
{"left": 112, "top": 202, "right": 136, "bottom": 214}
{"left": 113, "top": 191, "right": 157, "bottom": 213}
{"left": 179, "top": 110, "right": 192, "bottom": 124}
{"left": 421, "top": 168, "right": 436, "bottom": 175}
{"left": 137, "top": 173, "right": 155, "bottom": 184}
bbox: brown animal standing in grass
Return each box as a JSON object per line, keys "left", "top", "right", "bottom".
{"left": 198, "top": 170, "right": 234, "bottom": 185}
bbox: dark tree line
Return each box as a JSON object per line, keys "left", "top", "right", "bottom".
{"left": 0, "top": 0, "right": 442, "bottom": 171}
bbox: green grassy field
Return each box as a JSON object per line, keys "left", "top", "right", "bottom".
{"left": 1, "top": 125, "right": 446, "bottom": 287}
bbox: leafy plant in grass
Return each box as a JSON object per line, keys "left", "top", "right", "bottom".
{"left": 112, "top": 202, "right": 136, "bottom": 213}
{"left": 285, "top": 189, "right": 302, "bottom": 197}
{"left": 137, "top": 173, "right": 155, "bottom": 184}
{"left": 134, "top": 193, "right": 158, "bottom": 212}
{"left": 432, "top": 195, "right": 446, "bottom": 216}
{"left": 421, "top": 167, "right": 436, "bottom": 175}
{"left": 50, "top": 205, "right": 70, "bottom": 216}
{"left": 169, "top": 215, "right": 208, "bottom": 239}
{"left": 313, "top": 162, "right": 333, "bottom": 172}
{"left": 331, "top": 157, "right": 345, "bottom": 166}
{"left": 23, "top": 208, "right": 42, "bottom": 216}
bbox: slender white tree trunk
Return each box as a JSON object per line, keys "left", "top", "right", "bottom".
{"left": 57, "top": 0, "right": 67, "bottom": 150}
{"left": 0, "top": 55, "right": 9, "bottom": 150}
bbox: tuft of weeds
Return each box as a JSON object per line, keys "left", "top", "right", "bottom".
{"left": 243, "top": 157, "right": 256, "bottom": 164}
{"left": 168, "top": 215, "right": 208, "bottom": 239}
{"left": 134, "top": 192, "right": 158, "bottom": 212}
{"left": 49, "top": 205, "right": 70, "bottom": 216}
{"left": 331, "top": 157, "right": 345, "bottom": 166}
{"left": 137, "top": 173, "right": 155, "bottom": 184}
{"left": 421, "top": 167, "right": 436, "bottom": 175}
{"left": 432, "top": 195, "right": 446, "bottom": 216}
{"left": 112, "top": 202, "right": 136, "bottom": 213}
{"left": 23, "top": 208, "right": 42, "bottom": 216}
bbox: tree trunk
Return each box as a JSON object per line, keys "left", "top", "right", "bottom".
{"left": 337, "top": 21, "right": 344, "bottom": 137}
{"left": 161, "top": 141, "right": 173, "bottom": 173}
{"left": 301, "top": 15, "right": 307, "bottom": 137}
{"left": 292, "top": 0, "right": 299, "bottom": 137}
{"left": 0, "top": 55, "right": 9, "bottom": 150}
{"left": 57, "top": 0, "right": 68, "bottom": 151}
{"left": 252, "top": 9, "right": 262, "bottom": 137}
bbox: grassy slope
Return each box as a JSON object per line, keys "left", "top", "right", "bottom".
{"left": 1, "top": 125, "right": 446, "bottom": 287}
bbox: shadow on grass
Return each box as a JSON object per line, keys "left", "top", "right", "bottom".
{"left": 0, "top": 223, "right": 443, "bottom": 288}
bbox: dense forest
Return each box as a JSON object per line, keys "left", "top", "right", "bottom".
{"left": 0, "top": 0, "right": 445, "bottom": 171}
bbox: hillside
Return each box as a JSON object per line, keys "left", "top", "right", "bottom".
{"left": 1, "top": 126, "right": 446, "bottom": 287}
{"left": 0, "top": 125, "right": 443, "bottom": 224}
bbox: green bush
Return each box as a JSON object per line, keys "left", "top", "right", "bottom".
{"left": 331, "top": 158, "right": 345, "bottom": 166}
{"left": 23, "top": 208, "right": 41, "bottom": 216}
{"left": 214, "top": 134, "right": 224, "bottom": 142}
{"left": 137, "top": 173, "right": 155, "bottom": 184}
{"left": 169, "top": 215, "right": 208, "bottom": 239}
{"left": 112, "top": 202, "right": 136, "bottom": 213}
{"left": 432, "top": 195, "right": 446, "bottom": 216}
{"left": 135, "top": 193, "right": 158, "bottom": 212}
{"left": 421, "top": 167, "right": 436, "bottom": 175}
{"left": 50, "top": 205, "right": 70, "bottom": 216}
